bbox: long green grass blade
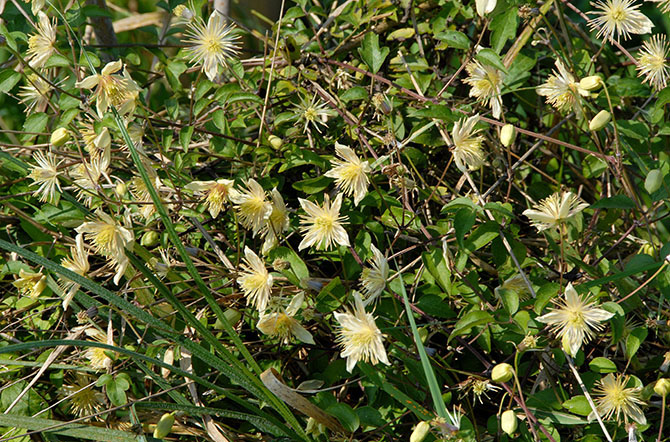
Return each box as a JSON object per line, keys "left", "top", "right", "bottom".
{"left": 395, "top": 272, "right": 448, "bottom": 418}
{"left": 0, "top": 414, "right": 137, "bottom": 441}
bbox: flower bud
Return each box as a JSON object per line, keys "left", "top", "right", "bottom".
{"left": 268, "top": 135, "right": 283, "bottom": 150}
{"left": 115, "top": 181, "right": 127, "bottom": 198}
{"left": 645, "top": 169, "right": 664, "bottom": 194}
{"left": 655, "top": 378, "right": 670, "bottom": 398}
{"left": 141, "top": 231, "right": 160, "bottom": 248}
{"left": 579, "top": 76, "right": 602, "bottom": 91}
{"left": 589, "top": 110, "right": 611, "bottom": 131}
{"left": 153, "top": 412, "right": 175, "bottom": 438}
{"left": 410, "top": 421, "right": 431, "bottom": 442}
{"left": 500, "top": 124, "right": 516, "bottom": 147}
{"left": 50, "top": 127, "right": 70, "bottom": 147}
{"left": 501, "top": 410, "right": 518, "bottom": 435}
{"left": 491, "top": 363, "right": 514, "bottom": 383}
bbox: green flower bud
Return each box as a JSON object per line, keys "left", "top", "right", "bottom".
{"left": 500, "top": 124, "right": 516, "bottom": 147}
{"left": 491, "top": 363, "right": 514, "bottom": 383}
{"left": 589, "top": 110, "right": 611, "bottom": 131}
{"left": 410, "top": 421, "right": 431, "bottom": 442}
{"left": 153, "top": 412, "right": 175, "bottom": 439}
{"left": 115, "top": 181, "right": 127, "bottom": 198}
{"left": 50, "top": 127, "right": 70, "bottom": 147}
{"left": 645, "top": 169, "right": 664, "bottom": 194}
{"left": 655, "top": 378, "right": 670, "bottom": 398}
{"left": 501, "top": 410, "right": 518, "bottom": 435}
{"left": 579, "top": 76, "right": 602, "bottom": 91}
{"left": 141, "top": 231, "right": 160, "bottom": 248}
{"left": 268, "top": 135, "right": 283, "bottom": 150}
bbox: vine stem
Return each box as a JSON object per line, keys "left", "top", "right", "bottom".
{"left": 658, "top": 395, "right": 666, "bottom": 442}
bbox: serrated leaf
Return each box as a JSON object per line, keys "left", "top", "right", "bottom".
{"left": 358, "top": 32, "right": 390, "bottom": 74}
{"left": 489, "top": 7, "right": 518, "bottom": 53}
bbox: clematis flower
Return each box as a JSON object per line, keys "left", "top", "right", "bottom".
{"left": 257, "top": 293, "right": 314, "bottom": 344}
{"left": 535, "top": 283, "right": 613, "bottom": 357}
{"left": 324, "top": 143, "right": 370, "bottom": 206}
{"left": 334, "top": 292, "right": 390, "bottom": 372}
{"left": 183, "top": 12, "right": 240, "bottom": 81}
{"left": 237, "top": 246, "right": 273, "bottom": 313}
{"left": 75, "top": 60, "right": 141, "bottom": 117}
{"left": 298, "top": 193, "right": 350, "bottom": 251}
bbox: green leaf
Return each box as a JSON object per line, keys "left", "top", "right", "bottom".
{"left": 292, "top": 175, "right": 332, "bottom": 194}
{"left": 179, "top": 126, "right": 194, "bottom": 151}
{"left": 0, "top": 69, "right": 21, "bottom": 93}
{"left": 435, "top": 30, "right": 470, "bottom": 50}
{"left": 315, "top": 277, "right": 346, "bottom": 313}
{"left": 561, "top": 396, "right": 592, "bottom": 417}
{"left": 589, "top": 357, "right": 617, "bottom": 374}
{"left": 22, "top": 113, "right": 49, "bottom": 141}
{"left": 625, "top": 327, "right": 647, "bottom": 360}
{"left": 489, "top": 7, "right": 518, "bottom": 53}
{"left": 590, "top": 195, "right": 635, "bottom": 209}
{"left": 340, "top": 86, "right": 368, "bottom": 102}
{"left": 268, "top": 247, "right": 309, "bottom": 287}
{"left": 327, "top": 403, "right": 360, "bottom": 432}
{"left": 449, "top": 310, "right": 494, "bottom": 342}
{"left": 106, "top": 378, "right": 129, "bottom": 406}
{"left": 422, "top": 249, "right": 451, "bottom": 294}
{"left": 358, "top": 32, "right": 390, "bottom": 74}
{"left": 454, "top": 207, "right": 476, "bottom": 248}
{"left": 387, "top": 28, "right": 415, "bottom": 40}
{"left": 475, "top": 48, "right": 507, "bottom": 73}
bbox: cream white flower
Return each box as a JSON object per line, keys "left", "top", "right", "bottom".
{"left": 451, "top": 114, "right": 486, "bottom": 171}
{"left": 183, "top": 12, "right": 240, "bottom": 81}
{"left": 261, "top": 188, "right": 290, "bottom": 255}
{"left": 75, "top": 60, "right": 140, "bottom": 117}
{"left": 636, "top": 34, "right": 670, "bottom": 91}
{"left": 324, "top": 143, "right": 370, "bottom": 206}
{"left": 334, "top": 292, "right": 390, "bottom": 372}
{"left": 18, "top": 75, "right": 51, "bottom": 114}
{"left": 76, "top": 210, "right": 134, "bottom": 285}
{"left": 476, "top": 0, "right": 497, "bottom": 16}
{"left": 13, "top": 268, "right": 47, "bottom": 298}
{"left": 61, "top": 374, "right": 105, "bottom": 418}
{"left": 535, "top": 283, "right": 614, "bottom": 357}
{"left": 237, "top": 246, "right": 273, "bottom": 313}
{"left": 589, "top": 374, "right": 646, "bottom": 425}
{"left": 295, "top": 94, "right": 333, "bottom": 133}
{"left": 650, "top": 0, "right": 670, "bottom": 13}
{"left": 79, "top": 123, "right": 111, "bottom": 159}
{"left": 257, "top": 293, "right": 314, "bottom": 344}
{"left": 83, "top": 327, "right": 114, "bottom": 370}
{"left": 537, "top": 59, "right": 589, "bottom": 116}
{"left": 185, "top": 178, "right": 234, "bottom": 218}
{"left": 230, "top": 179, "right": 273, "bottom": 235}
{"left": 464, "top": 59, "right": 504, "bottom": 119}
{"left": 360, "top": 244, "right": 389, "bottom": 305}
{"left": 59, "top": 233, "right": 90, "bottom": 310}
{"left": 28, "top": 150, "right": 62, "bottom": 204}
{"left": 522, "top": 191, "right": 589, "bottom": 231}
{"left": 26, "top": 12, "right": 56, "bottom": 69}
{"left": 588, "top": 0, "right": 653, "bottom": 43}
{"left": 298, "top": 193, "right": 350, "bottom": 251}
{"left": 69, "top": 153, "right": 110, "bottom": 207}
